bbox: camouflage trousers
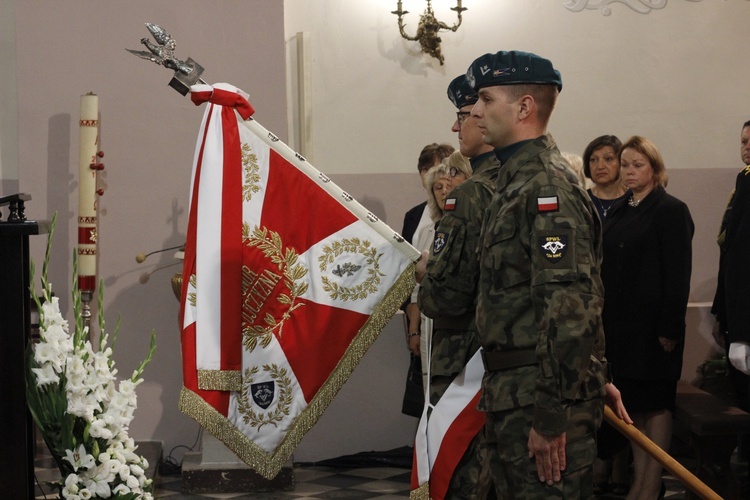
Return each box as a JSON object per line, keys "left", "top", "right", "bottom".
{"left": 430, "top": 372, "right": 492, "bottom": 499}
{"left": 484, "top": 398, "right": 603, "bottom": 500}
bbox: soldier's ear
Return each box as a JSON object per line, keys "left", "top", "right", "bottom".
{"left": 517, "top": 95, "right": 534, "bottom": 120}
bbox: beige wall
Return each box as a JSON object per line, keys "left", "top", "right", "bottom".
{"left": 284, "top": 0, "right": 750, "bottom": 175}
{"left": 10, "top": 1, "right": 287, "bottom": 463}
{"left": 4, "top": 0, "right": 747, "bottom": 465}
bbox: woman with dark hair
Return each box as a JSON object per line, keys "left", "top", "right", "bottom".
{"left": 585, "top": 135, "right": 630, "bottom": 495}
{"left": 583, "top": 135, "right": 627, "bottom": 221}
{"left": 602, "top": 136, "right": 694, "bottom": 499}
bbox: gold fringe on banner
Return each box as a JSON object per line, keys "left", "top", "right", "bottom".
{"left": 197, "top": 369, "right": 242, "bottom": 391}
{"left": 179, "top": 261, "right": 416, "bottom": 480}
{"left": 410, "top": 482, "right": 430, "bottom": 499}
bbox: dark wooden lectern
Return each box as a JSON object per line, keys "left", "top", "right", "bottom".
{"left": 0, "top": 194, "right": 50, "bottom": 499}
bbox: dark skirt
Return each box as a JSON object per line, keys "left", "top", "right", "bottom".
{"left": 617, "top": 377, "right": 677, "bottom": 413}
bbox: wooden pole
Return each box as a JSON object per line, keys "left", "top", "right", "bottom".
{"left": 603, "top": 405, "right": 721, "bottom": 500}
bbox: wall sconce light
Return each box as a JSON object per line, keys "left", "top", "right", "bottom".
{"left": 392, "top": 0, "right": 468, "bottom": 65}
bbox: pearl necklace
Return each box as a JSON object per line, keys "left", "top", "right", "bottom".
{"left": 628, "top": 196, "right": 641, "bottom": 207}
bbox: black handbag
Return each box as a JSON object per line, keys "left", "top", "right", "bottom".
{"left": 401, "top": 353, "right": 425, "bottom": 417}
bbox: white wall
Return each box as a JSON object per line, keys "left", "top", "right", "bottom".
{"left": 284, "top": 0, "right": 750, "bottom": 174}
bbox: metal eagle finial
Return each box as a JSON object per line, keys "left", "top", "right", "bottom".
{"left": 126, "top": 23, "right": 206, "bottom": 95}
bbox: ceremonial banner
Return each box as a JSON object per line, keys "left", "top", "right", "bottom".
{"left": 179, "top": 83, "right": 419, "bottom": 479}
{"left": 410, "top": 349, "right": 485, "bottom": 500}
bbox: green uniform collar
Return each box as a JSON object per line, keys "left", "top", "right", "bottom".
{"left": 494, "top": 139, "right": 535, "bottom": 166}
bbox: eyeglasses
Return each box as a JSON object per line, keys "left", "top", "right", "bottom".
{"left": 448, "top": 166, "right": 461, "bottom": 178}
{"left": 456, "top": 111, "right": 471, "bottom": 126}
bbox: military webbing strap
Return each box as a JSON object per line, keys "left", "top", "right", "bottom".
{"left": 481, "top": 348, "right": 537, "bottom": 371}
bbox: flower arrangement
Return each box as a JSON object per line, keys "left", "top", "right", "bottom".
{"left": 26, "top": 215, "right": 157, "bottom": 499}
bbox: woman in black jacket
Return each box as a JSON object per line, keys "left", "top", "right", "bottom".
{"left": 602, "top": 136, "right": 694, "bottom": 500}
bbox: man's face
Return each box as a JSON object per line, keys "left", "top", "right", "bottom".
{"left": 472, "top": 86, "right": 518, "bottom": 149}
{"left": 741, "top": 126, "right": 750, "bottom": 166}
{"left": 452, "top": 104, "right": 487, "bottom": 158}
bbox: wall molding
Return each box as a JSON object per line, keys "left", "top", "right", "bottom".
{"left": 563, "top": 0, "right": 703, "bottom": 16}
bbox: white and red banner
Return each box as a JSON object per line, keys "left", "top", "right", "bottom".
{"left": 410, "top": 349, "right": 485, "bottom": 500}
{"left": 179, "top": 83, "right": 419, "bottom": 479}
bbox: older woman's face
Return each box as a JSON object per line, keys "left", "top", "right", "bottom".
{"left": 432, "top": 175, "right": 453, "bottom": 209}
{"left": 588, "top": 145, "right": 619, "bottom": 187}
{"left": 620, "top": 147, "right": 654, "bottom": 194}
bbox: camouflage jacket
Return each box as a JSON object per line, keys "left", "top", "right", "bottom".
{"left": 418, "top": 151, "right": 501, "bottom": 322}
{"left": 476, "top": 134, "right": 606, "bottom": 436}
{"left": 418, "top": 151, "right": 500, "bottom": 378}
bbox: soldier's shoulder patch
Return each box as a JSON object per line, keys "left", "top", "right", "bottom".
{"left": 537, "top": 195, "right": 559, "bottom": 213}
{"left": 444, "top": 197, "right": 457, "bottom": 211}
{"left": 539, "top": 235, "right": 568, "bottom": 263}
{"left": 433, "top": 231, "right": 449, "bottom": 255}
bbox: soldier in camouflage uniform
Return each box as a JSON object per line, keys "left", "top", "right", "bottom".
{"left": 466, "top": 51, "right": 615, "bottom": 499}
{"left": 415, "top": 74, "right": 499, "bottom": 499}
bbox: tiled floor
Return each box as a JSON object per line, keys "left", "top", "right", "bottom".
{"left": 33, "top": 438, "right": 748, "bottom": 499}
{"left": 156, "top": 466, "right": 413, "bottom": 499}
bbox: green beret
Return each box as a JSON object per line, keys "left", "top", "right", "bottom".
{"left": 447, "top": 75, "right": 478, "bottom": 109}
{"left": 466, "top": 50, "right": 562, "bottom": 92}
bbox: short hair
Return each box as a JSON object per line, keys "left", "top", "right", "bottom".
{"left": 417, "top": 143, "right": 455, "bottom": 172}
{"left": 443, "top": 150, "right": 472, "bottom": 179}
{"left": 424, "top": 163, "right": 453, "bottom": 221}
{"left": 619, "top": 135, "right": 668, "bottom": 188}
{"left": 582, "top": 135, "right": 622, "bottom": 179}
{"left": 742, "top": 120, "right": 750, "bottom": 130}
{"left": 502, "top": 84, "right": 558, "bottom": 126}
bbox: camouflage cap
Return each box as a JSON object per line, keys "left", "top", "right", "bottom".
{"left": 466, "top": 50, "right": 562, "bottom": 92}
{"left": 447, "top": 74, "right": 478, "bottom": 109}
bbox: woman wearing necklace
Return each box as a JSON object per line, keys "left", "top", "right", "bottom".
{"left": 602, "top": 136, "right": 694, "bottom": 500}
{"left": 582, "top": 135, "right": 628, "bottom": 221}
{"left": 584, "top": 135, "right": 630, "bottom": 495}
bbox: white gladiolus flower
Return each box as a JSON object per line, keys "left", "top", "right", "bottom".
{"left": 29, "top": 229, "right": 156, "bottom": 499}
{"left": 88, "top": 418, "right": 114, "bottom": 440}
{"left": 32, "top": 363, "right": 59, "bottom": 386}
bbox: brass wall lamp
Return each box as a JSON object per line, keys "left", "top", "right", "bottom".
{"left": 391, "top": 0, "right": 468, "bottom": 65}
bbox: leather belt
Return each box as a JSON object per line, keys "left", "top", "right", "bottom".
{"left": 481, "top": 348, "right": 537, "bottom": 371}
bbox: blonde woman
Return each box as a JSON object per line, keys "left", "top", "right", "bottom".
{"left": 408, "top": 152, "right": 471, "bottom": 387}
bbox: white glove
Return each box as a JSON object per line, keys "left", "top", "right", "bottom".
{"left": 728, "top": 342, "right": 750, "bottom": 375}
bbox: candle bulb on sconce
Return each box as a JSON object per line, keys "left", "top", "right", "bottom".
{"left": 391, "top": 0, "right": 468, "bottom": 65}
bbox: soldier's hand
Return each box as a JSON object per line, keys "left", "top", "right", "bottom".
{"left": 415, "top": 250, "right": 429, "bottom": 283}
{"left": 528, "top": 428, "right": 566, "bottom": 485}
